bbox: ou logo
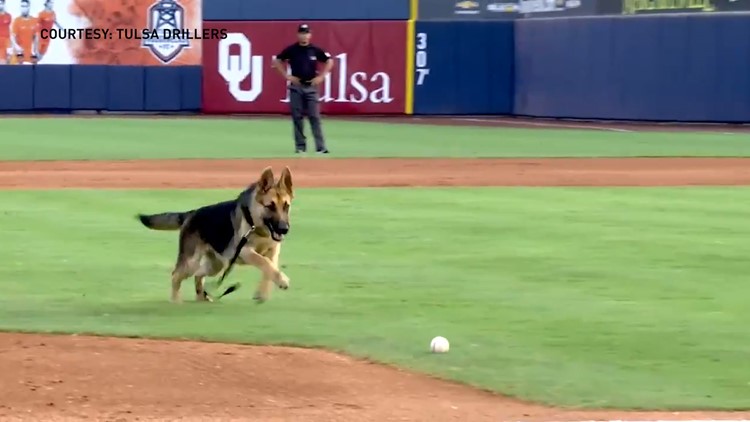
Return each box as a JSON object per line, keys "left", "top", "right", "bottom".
{"left": 218, "top": 33, "right": 264, "bottom": 102}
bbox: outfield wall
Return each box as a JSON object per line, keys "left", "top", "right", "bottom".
{"left": 201, "top": 21, "right": 409, "bottom": 115}
{"left": 514, "top": 13, "right": 750, "bottom": 122}
{"left": 411, "top": 21, "right": 515, "bottom": 115}
{"left": 0, "top": 65, "right": 202, "bottom": 112}
{"left": 2, "top": 1, "right": 750, "bottom": 122}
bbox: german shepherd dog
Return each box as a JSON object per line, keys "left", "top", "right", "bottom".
{"left": 137, "top": 167, "right": 293, "bottom": 304}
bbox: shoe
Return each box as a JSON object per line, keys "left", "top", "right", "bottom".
{"left": 295, "top": 148, "right": 306, "bottom": 154}
{"left": 316, "top": 148, "right": 329, "bottom": 154}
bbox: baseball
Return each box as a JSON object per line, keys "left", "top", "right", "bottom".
{"left": 430, "top": 336, "right": 450, "bottom": 353}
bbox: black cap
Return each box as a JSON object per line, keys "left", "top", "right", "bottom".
{"left": 297, "top": 23, "right": 310, "bottom": 33}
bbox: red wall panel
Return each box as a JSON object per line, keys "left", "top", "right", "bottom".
{"left": 202, "top": 21, "right": 407, "bottom": 114}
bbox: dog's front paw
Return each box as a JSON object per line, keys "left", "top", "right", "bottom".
{"left": 274, "top": 271, "right": 290, "bottom": 290}
{"left": 253, "top": 291, "right": 267, "bottom": 304}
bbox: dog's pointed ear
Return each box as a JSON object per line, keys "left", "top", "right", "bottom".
{"left": 278, "top": 166, "right": 294, "bottom": 197}
{"left": 258, "top": 167, "right": 275, "bottom": 193}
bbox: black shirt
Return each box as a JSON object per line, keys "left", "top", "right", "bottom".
{"left": 276, "top": 43, "right": 331, "bottom": 83}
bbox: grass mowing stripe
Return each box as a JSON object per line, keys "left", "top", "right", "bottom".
{"left": 1, "top": 118, "right": 750, "bottom": 159}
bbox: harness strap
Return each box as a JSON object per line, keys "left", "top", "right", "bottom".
{"left": 211, "top": 204, "right": 257, "bottom": 299}
{"left": 240, "top": 204, "right": 255, "bottom": 233}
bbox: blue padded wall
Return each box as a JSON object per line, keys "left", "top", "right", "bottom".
{"left": 70, "top": 65, "right": 108, "bottom": 110}
{"left": 412, "top": 20, "right": 515, "bottom": 115}
{"left": 144, "top": 67, "right": 182, "bottom": 111}
{"left": 33, "top": 65, "right": 71, "bottom": 110}
{"left": 0, "top": 65, "right": 200, "bottom": 113}
{"left": 106, "top": 66, "right": 145, "bottom": 111}
{"left": 0, "top": 66, "right": 34, "bottom": 111}
{"left": 180, "top": 66, "right": 202, "bottom": 111}
{"left": 514, "top": 14, "right": 750, "bottom": 122}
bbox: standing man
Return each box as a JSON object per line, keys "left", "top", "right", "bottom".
{"left": 273, "top": 23, "right": 333, "bottom": 154}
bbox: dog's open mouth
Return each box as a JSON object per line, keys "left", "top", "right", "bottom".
{"left": 266, "top": 224, "right": 285, "bottom": 242}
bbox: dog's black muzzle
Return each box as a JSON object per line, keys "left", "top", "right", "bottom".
{"left": 264, "top": 218, "right": 289, "bottom": 242}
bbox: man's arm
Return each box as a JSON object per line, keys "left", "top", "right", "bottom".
{"left": 311, "top": 48, "right": 334, "bottom": 85}
{"left": 317, "top": 48, "right": 334, "bottom": 77}
{"left": 273, "top": 46, "right": 299, "bottom": 84}
{"left": 272, "top": 52, "right": 288, "bottom": 79}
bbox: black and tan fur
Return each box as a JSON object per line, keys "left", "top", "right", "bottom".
{"left": 137, "top": 167, "right": 294, "bottom": 304}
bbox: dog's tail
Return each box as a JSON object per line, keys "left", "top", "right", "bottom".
{"left": 137, "top": 211, "right": 194, "bottom": 231}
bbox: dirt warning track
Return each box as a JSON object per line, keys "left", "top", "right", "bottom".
{"left": 1, "top": 156, "right": 749, "bottom": 422}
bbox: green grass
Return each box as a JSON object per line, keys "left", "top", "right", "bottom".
{"left": 1, "top": 117, "right": 750, "bottom": 159}
{"left": 1, "top": 187, "right": 750, "bottom": 409}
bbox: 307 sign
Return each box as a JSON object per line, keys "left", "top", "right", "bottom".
{"left": 415, "top": 32, "right": 429, "bottom": 85}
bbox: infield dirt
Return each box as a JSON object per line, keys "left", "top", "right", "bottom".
{"left": 1, "top": 156, "right": 749, "bottom": 422}
{"left": 2, "top": 157, "right": 750, "bottom": 189}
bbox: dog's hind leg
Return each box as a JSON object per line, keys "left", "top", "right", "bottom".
{"left": 171, "top": 266, "right": 189, "bottom": 303}
{"left": 171, "top": 233, "right": 200, "bottom": 303}
{"left": 194, "top": 276, "right": 208, "bottom": 302}
{"left": 194, "top": 253, "right": 223, "bottom": 302}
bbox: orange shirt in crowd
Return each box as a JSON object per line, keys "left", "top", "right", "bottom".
{"left": 12, "top": 16, "right": 38, "bottom": 51}
{"left": 12, "top": 16, "right": 39, "bottom": 61}
{"left": 0, "top": 12, "right": 10, "bottom": 61}
{"left": 0, "top": 12, "right": 11, "bottom": 38}
{"left": 37, "top": 9, "right": 54, "bottom": 55}
{"left": 37, "top": 9, "right": 54, "bottom": 31}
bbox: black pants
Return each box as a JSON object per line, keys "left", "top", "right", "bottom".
{"left": 289, "top": 84, "right": 326, "bottom": 151}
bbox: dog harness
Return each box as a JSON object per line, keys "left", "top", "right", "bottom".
{"left": 210, "top": 204, "right": 257, "bottom": 300}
